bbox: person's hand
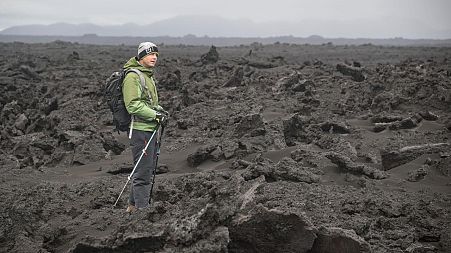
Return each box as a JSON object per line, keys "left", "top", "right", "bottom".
{"left": 155, "top": 112, "right": 168, "bottom": 126}
{"left": 159, "top": 109, "right": 170, "bottom": 118}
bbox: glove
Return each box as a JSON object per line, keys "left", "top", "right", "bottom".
{"left": 159, "top": 108, "right": 170, "bottom": 118}
{"left": 155, "top": 112, "right": 168, "bottom": 126}
{"left": 154, "top": 105, "right": 169, "bottom": 115}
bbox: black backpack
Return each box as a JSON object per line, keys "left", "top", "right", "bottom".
{"left": 104, "top": 68, "right": 147, "bottom": 133}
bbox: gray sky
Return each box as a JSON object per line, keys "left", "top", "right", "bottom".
{"left": 1, "top": 0, "right": 450, "bottom": 38}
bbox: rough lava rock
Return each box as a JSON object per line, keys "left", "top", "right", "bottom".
{"left": 310, "top": 226, "right": 371, "bottom": 253}
{"left": 1, "top": 42, "right": 451, "bottom": 253}
{"left": 381, "top": 143, "right": 450, "bottom": 170}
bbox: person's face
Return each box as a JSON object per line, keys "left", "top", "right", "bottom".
{"left": 140, "top": 53, "right": 158, "bottom": 68}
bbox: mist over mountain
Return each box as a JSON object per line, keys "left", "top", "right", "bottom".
{"left": 0, "top": 16, "right": 264, "bottom": 37}
{"left": 1, "top": 15, "right": 450, "bottom": 39}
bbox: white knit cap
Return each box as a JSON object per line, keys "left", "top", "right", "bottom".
{"left": 137, "top": 42, "right": 158, "bottom": 60}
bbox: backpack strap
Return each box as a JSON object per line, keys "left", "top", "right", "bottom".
{"left": 126, "top": 68, "right": 153, "bottom": 102}
{"left": 125, "top": 69, "right": 149, "bottom": 138}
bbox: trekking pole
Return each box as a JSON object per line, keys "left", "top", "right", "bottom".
{"left": 149, "top": 124, "right": 165, "bottom": 204}
{"left": 113, "top": 124, "right": 160, "bottom": 207}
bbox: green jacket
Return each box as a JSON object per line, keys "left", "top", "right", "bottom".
{"left": 122, "top": 57, "right": 163, "bottom": 132}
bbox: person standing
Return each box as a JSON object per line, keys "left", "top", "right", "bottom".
{"left": 122, "top": 42, "right": 167, "bottom": 212}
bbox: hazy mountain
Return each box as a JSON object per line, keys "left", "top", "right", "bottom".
{"left": 0, "top": 22, "right": 105, "bottom": 36}
{"left": 0, "top": 16, "right": 265, "bottom": 37}
{"left": 1, "top": 15, "right": 450, "bottom": 39}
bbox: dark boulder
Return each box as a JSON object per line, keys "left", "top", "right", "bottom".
{"left": 14, "top": 113, "right": 28, "bottom": 131}
{"left": 275, "top": 72, "right": 300, "bottom": 90}
{"left": 336, "top": 63, "right": 365, "bottom": 82}
{"left": 229, "top": 206, "right": 317, "bottom": 253}
{"left": 224, "top": 66, "right": 244, "bottom": 87}
{"left": 381, "top": 143, "right": 450, "bottom": 170}
{"left": 407, "top": 165, "right": 429, "bottom": 182}
{"left": 326, "top": 152, "right": 388, "bottom": 179}
{"left": 19, "top": 65, "right": 41, "bottom": 80}
{"left": 200, "top": 45, "right": 219, "bottom": 65}
{"left": 187, "top": 144, "right": 218, "bottom": 167}
{"left": 283, "top": 114, "right": 312, "bottom": 146}
{"left": 101, "top": 133, "right": 125, "bottom": 155}
{"left": 44, "top": 97, "right": 58, "bottom": 115}
{"left": 388, "top": 116, "right": 420, "bottom": 130}
{"left": 67, "top": 51, "right": 80, "bottom": 61}
{"left": 159, "top": 69, "right": 182, "bottom": 91}
{"left": 310, "top": 226, "right": 371, "bottom": 253}
{"left": 234, "top": 113, "right": 265, "bottom": 137}
{"left": 319, "top": 121, "right": 351, "bottom": 134}
{"left": 418, "top": 111, "right": 439, "bottom": 121}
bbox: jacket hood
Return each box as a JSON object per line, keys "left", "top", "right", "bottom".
{"left": 123, "top": 57, "right": 154, "bottom": 75}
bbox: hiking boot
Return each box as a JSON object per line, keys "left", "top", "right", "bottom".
{"left": 126, "top": 205, "right": 137, "bottom": 213}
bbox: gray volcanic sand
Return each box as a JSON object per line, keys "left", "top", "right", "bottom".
{"left": 0, "top": 41, "right": 450, "bottom": 253}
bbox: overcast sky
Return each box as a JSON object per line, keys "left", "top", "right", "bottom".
{"left": 1, "top": 0, "right": 450, "bottom": 38}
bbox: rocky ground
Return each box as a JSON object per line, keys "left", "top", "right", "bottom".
{"left": 0, "top": 41, "right": 450, "bottom": 253}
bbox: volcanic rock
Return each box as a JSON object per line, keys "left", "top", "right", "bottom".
{"left": 221, "top": 140, "right": 239, "bottom": 159}
{"left": 418, "top": 111, "right": 439, "bottom": 121}
{"left": 292, "top": 79, "right": 312, "bottom": 92}
{"left": 180, "top": 84, "right": 197, "bottom": 106}
{"left": 381, "top": 143, "right": 450, "bottom": 170}
{"left": 368, "top": 82, "right": 385, "bottom": 92}
{"left": 370, "top": 92, "right": 402, "bottom": 112}
{"left": 25, "top": 115, "right": 59, "bottom": 134}
{"left": 290, "top": 146, "right": 326, "bottom": 168}
{"left": 44, "top": 97, "right": 58, "bottom": 115}
{"left": 1, "top": 100, "right": 21, "bottom": 122}
{"left": 101, "top": 132, "right": 126, "bottom": 155}
{"left": 242, "top": 157, "right": 321, "bottom": 183}
{"left": 370, "top": 114, "right": 404, "bottom": 123}
{"left": 373, "top": 123, "right": 389, "bottom": 132}
{"left": 407, "top": 165, "right": 429, "bottom": 182}
{"left": 315, "top": 136, "right": 358, "bottom": 160}
{"left": 273, "top": 157, "right": 322, "bottom": 183}
{"left": 14, "top": 113, "right": 28, "bottom": 131}
{"left": 388, "top": 116, "right": 420, "bottom": 130}
{"left": 67, "top": 51, "right": 80, "bottom": 61}
{"left": 283, "top": 114, "right": 312, "bottom": 146}
{"left": 229, "top": 206, "right": 317, "bottom": 253}
{"left": 71, "top": 226, "right": 167, "bottom": 253}
{"left": 176, "top": 119, "right": 191, "bottom": 130}
{"left": 19, "top": 65, "right": 41, "bottom": 80}
{"left": 319, "top": 121, "right": 351, "bottom": 134}
{"left": 159, "top": 69, "right": 182, "bottom": 91}
{"left": 273, "top": 72, "right": 313, "bottom": 93}
{"left": 405, "top": 242, "right": 437, "bottom": 253}
{"left": 275, "top": 71, "right": 300, "bottom": 90}
{"left": 234, "top": 113, "right": 265, "bottom": 137}
{"left": 435, "top": 156, "right": 451, "bottom": 176}
{"left": 209, "top": 146, "right": 224, "bottom": 162}
{"left": 326, "top": 152, "right": 388, "bottom": 179}
{"left": 1, "top": 41, "right": 451, "bottom": 253}
{"left": 310, "top": 226, "right": 371, "bottom": 253}
{"left": 187, "top": 144, "right": 218, "bottom": 167}
{"left": 224, "top": 66, "right": 244, "bottom": 87}
{"left": 72, "top": 140, "right": 108, "bottom": 165}
{"left": 336, "top": 63, "right": 365, "bottom": 82}
{"left": 200, "top": 45, "right": 219, "bottom": 65}
{"left": 446, "top": 120, "right": 451, "bottom": 132}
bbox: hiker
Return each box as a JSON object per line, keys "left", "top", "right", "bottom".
{"left": 122, "top": 42, "right": 168, "bottom": 213}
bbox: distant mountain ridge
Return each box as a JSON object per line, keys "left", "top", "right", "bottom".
{"left": 2, "top": 15, "right": 451, "bottom": 39}
{"left": 0, "top": 16, "right": 265, "bottom": 37}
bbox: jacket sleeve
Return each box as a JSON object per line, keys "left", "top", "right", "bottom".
{"left": 122, "top": 73, "right": 157, "bottom": 120}
{"left": 154, "top": 105, "right": 164, "bottom": 111}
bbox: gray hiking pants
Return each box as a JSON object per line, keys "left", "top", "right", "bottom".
{"left": 128, "top": 129, "right": 157, "bottom": 209}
